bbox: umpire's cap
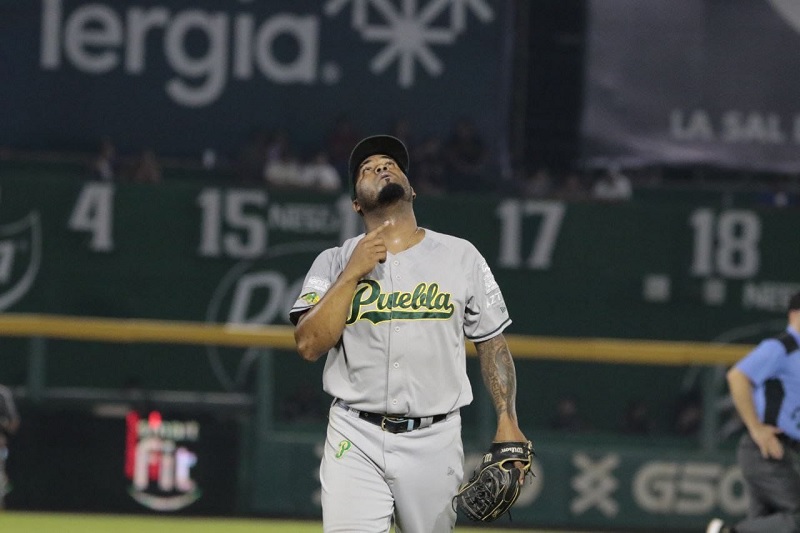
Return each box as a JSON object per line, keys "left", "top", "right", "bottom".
{"left": 348, "top": 135, "right": 410, "bottom": 199}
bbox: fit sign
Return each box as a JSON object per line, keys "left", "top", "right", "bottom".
{"left": 125, "top": 410, "right": 201, "bottom": 511}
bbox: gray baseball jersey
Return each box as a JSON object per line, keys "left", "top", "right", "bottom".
{"left": 289, "top": 228, "right": 511, "bottom": 417}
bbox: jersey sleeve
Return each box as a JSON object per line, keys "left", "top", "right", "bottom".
{"left": 463, "top": 245, "right": 511, "bottom": 342}
{"left": 288, "top": 248, "right": 338, "bottom": 325}
{"left": 735, "top": 338, "right": 785, "bottom": 386}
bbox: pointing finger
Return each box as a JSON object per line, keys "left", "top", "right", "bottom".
{"left": 373, "top": 220, "right": 392, "bottom": 234}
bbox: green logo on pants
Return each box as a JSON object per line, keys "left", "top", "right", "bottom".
{"left": 335, "top": 440, "right": 352, "bottom": 458}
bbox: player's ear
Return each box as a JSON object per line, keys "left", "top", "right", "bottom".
{"left": 352, "top": 199, "right": 364, "bottom": 216}
{"left": 411, "top": 187, "right": 417, "bottom": 201}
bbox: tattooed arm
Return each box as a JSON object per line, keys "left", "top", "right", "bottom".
{"left": 475, "top": 333, "right": 528, "bottom": 443}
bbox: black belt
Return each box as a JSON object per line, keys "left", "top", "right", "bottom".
{"left": 779, "top": 434, "right": 800, "bottom": 451}
{"left": 334, "top": 399, "right": 449, "bottom": 434}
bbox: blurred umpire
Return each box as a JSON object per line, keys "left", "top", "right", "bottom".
{"left": 707, "top": 292, "right": 800, "bottom": 533}
{"left": 0, "top": 384, "right": 19, "bottom": 509}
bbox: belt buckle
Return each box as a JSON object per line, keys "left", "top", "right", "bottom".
{"left": 381, "top": 416, "right": 408, "bottom": 433}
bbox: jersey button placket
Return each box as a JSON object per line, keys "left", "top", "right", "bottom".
{"left": 386, "top": 262, "right": 402, "bottom": 413}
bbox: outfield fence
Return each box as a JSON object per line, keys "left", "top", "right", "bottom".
{"left": 0, "top": 312, "right": 749, "bottom": 361}
{"left": 0, "top": 313, "right": 752, "bottom": 531}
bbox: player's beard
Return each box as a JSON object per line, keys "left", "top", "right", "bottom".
{"left": 376, "top": 182, "right": 406, "bottom": 205}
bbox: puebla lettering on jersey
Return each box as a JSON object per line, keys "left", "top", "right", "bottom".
{"left": 347, "top": 280, "right": 455, "bottom": 324}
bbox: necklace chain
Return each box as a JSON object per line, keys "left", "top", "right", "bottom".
{"left": 404, "top": 227, "right": 420, "bottom": 250}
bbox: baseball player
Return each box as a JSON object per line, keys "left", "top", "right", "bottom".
{"left": 290, "top": 135, "right": 529, "bottom": 532}
{"left": 0, "top": 384, "right": 19, "bottom": 509}
{"left": 707, "top": 291, "right": 800, "bottom": 533}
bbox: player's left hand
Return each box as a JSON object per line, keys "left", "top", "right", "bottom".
{"left": 494, "top": 417, "right": 529, "bottom": 484}
{"left": 454, "top": 440, "right": 534, "bottom": 521}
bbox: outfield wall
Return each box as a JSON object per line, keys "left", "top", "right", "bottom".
{"left": 4, "top": 408, "right": 745, "bottom": 530}
{"left": 0, "top": 170, "right": 796, "bottom": 342}
{"left": 0, "top": 167, "right": 795, "bottom": 430}
{"left": 0, "top": 167, "right": 796, "bottom": 530}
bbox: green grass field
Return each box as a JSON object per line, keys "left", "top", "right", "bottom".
{"left": 0, "top": 512, "right": 578, "bottom": 533}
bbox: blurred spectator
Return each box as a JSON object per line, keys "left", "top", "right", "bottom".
{"left": 234, "top": 128, "right": 269, "bottom": 184}
{"left": 522, "top": 167, "right": 555, "bottom": 198}
{"left": 264, "top": 144, "right": 301, "bottom": 189}
{"left": 592, "top": 166, "right": 633, "bottom": 201}
{"left": 0, "top": 384, "right": 20, "bottom": 509}
{"left": 131, "top": 149, "right": 162, "bottom": 184}
{"left": 297, "top": 150, "right": 343, "bottom": 193}
{"left": 91, "top": 137, "right": 118, "bottom": 180}
{"left": 634, "top": 165, "right": 664, "bottom": 187}
{"left": 756, "top": 179, "right": 798, "bottom": 209}
{"left": 555, "top": 171, "right": 590, "bottom": 201}
{"left": 326, "top": 116, "right": 360, "bottom": 179}
{"left": 442, "top": 117, "right": 490, "bottom": 193}
{"left": 762, "top": 189, "right": 797, "bottom": 208}
{"left": 412, "top": 136, "right": 447, "bottom": 195}
{"left": 550, "top": 394, "right": 589, "bottom": 432}
{"left": 201, "top": 149, "right": 217, "bottom": 171}
{"left": 265, "top": 130, "right": 291, "bottom": 165}
{"left": 620, "top": 399, "right": 655, "bottom": 435}
{"left": 672, "top": 389, "right": 703, "bottom": 436}
{"left": 389, "top": 117, "right": 415, "bottom": 148}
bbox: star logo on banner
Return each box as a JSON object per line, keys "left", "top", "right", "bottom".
{"left": 325, "top": 0, "right": 495, "bottom": 87}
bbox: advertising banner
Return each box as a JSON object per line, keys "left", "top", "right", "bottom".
{"left": 0, "top": 0, "right": 513, "bottom": 161}
{"left": 1, "top": 401, "right": 747, "bottom": 530}
{"left": 6, "top": 409, "right": 240, "bottom": 514}
{"left": 582, "top": 0, "right": 800, "bottom": 172}
{"left": 247, "top": 436, "right": 746, "bottom": 531}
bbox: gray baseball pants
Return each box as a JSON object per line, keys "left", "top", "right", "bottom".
{"left": 320, "top": 403, "right": 463, "bottom": 533}
{"left": 734, "top": 433, "right": 800, "bottom": 533}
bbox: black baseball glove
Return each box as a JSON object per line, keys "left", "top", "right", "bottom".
{"left": 453, "top": 440, "right": 534, "bottom": 522}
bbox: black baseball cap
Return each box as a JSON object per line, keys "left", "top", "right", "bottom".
{"left": 348, "top": 135, "right": 410, "bottom": 199}
{"left": 789, "top": 291, "right": 800, "bottom": 312}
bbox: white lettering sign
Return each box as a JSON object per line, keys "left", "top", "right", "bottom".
{"left": 633, "top": 461, "right": 748, "bottom": 516}
{"left": 41, "top": 0, "right": 319, "bottom": 107}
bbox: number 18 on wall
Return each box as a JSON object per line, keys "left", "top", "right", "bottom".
{"left": 689, "top": 208, "right": 761, "bottom": 279}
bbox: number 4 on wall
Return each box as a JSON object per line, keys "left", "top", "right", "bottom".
{"left": 68, "top": 182, "right": 115, "bottom": 252}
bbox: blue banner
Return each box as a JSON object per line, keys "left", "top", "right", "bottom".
{"left": 1, "top": 0, "right": 512, "bottom": 161}
{"left": 582, "top": 0, "right": 800, "bottom": 172}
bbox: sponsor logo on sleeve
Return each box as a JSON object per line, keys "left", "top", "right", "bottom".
{"left": 300, "top": 292, "right": 320, "bottom": 305}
